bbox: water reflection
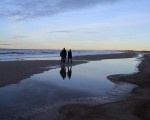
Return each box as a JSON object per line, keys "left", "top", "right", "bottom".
{"left": 0, "top": 58, "right": 139, "bottom": 119}
{"left": 67, "top": 66, "right": 72, "bottom": 79}
{"left": 60, "top": 65, "right": 72, "bottom": 80}
{"left": 60, "top": 65, "right": 66, "bottom": 79}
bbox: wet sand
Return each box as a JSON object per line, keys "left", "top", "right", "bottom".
{"left": 59, "top": 53, "right": 150, "bottom": 120}
{"left": 0, "top": 52, "right": 136, "bottom": 87}
{"left": 0, "top": 60, "right": 87, "bottom": 87}
{"left": 0, "top": 51, "right": 141, "bottom": 120}
{"left": 73, "top": 52, "right": 136, "bottom": 61}
{"left": 108, "top": 54, "right": 150, "bottom": 87}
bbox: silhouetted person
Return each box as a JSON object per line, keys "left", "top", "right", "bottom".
{"left": 68, "top": 49, "right": 72, "bottom": 64}
{"left": 60, "top": 49, "right": 63, "bottom": 62}
{"left": 60, "top": 65, "right": 66, "bottom": 80}
{"left": 60, "top": 48, "right": 67, "bottom": 63}
{"left": 67, "top": 65, "right": 72, "bottom": 79}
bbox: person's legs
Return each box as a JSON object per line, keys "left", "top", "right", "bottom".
{"left": 63, "top": 57, "right": 66, "bottom": 63}
{"left": 71, "top": 58, "right": 72, "bottom": 63}
{"left": 64, "top": 57, "right": 66, "bottom": 63}
{"left": 61, "top": 57, "right": 63, "bottom": 62}
{"left": 68, "top": 57, "right": 72, "bottom": 64}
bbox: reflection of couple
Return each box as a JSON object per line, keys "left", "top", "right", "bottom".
{"left": 60, "top": 65, "right": 72, "bottom": 80}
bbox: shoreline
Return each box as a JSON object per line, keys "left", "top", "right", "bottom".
{"left": 0, "top": 51, "right": 143, "bottom": 120}
{"left": 0, "top": 52, "right": 136, "bottom": 87}
{"left": 58, "top": 53, "right": 150, "bottom": 120}
{"left": 108, "top": 54, "right": 150, "bottom": 87}
{"left": 0, "top": 60, "right": 87, "bottom": 87}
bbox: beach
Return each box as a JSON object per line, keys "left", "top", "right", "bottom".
{"left": 0, "top": 52, "right": 135, "bottom": 87}
{"left": 1, "top": 51, "right": 150, "bottom": 120}
{"left": 58, "top": 53, "right": 150, "bottom": 120}
{"left": 1, "top": 0, "right": 149, "bottom": 120}
{"left": 0, "top": 60, "right": 86, "bottom": 87}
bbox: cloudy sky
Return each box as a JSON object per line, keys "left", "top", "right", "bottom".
{"left": 0, "top": 0, "right": 150, "bottom": 50}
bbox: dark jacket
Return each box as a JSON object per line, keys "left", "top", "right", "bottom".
{"left": 68, "top": 50, "right": 72, "bottom": 58}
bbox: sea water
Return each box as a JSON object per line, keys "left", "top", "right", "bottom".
{"left": 0, "top": 58, "right": 138, "bottom": 119}
{"left": 0, "top": 49, "right": 124, "bottom": 61}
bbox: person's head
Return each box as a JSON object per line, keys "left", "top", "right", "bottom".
{"left": 63, "top": 48, "right": 65, "bottom": 50}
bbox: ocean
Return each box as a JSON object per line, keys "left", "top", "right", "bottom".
{"left": 0, "top": 49, "right": 124, "bottom": 61}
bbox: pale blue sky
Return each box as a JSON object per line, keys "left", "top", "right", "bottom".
{"left": 0, "top": 0, "right": 150, "bottom": 50}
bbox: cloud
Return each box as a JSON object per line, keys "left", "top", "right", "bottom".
{"left": 0, "top": 0, "right": 118, "bottom": 20}
{"left": 11, "top": 36, "right": 30, "bottom": 39}
{"left": 49, "top": 29, "right": 99, "bottom": 34}
{"left": 49, "top": 30, "right": 74, "bottom": 33}
{"left": 0, "top": 43, "right": 12, "bottom": 45}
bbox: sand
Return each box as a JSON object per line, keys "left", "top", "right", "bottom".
{"left": 108, "top": 54, "right": 150, "bottom": 87}
{"left": 73, "top": 52, "right": 136, "bottom": 61}
{"left": 0, "top": 52, "right": 136, "bottom": 87}
{"left": 58, "top": 53, "right": 150, "bottom": 120}
{"left": 0, "top": 60, "right": 86, "bottom": 87}
{"left": 1, "top": 51, "right": 147, "bottom": 120}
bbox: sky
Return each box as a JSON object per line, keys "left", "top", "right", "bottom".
{"left": 0, "top": 0, "right": 150, "bottom": 50}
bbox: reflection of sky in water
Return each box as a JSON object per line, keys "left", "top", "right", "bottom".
{"left": 0, "top": 58, "right": 138, "bottom": 118}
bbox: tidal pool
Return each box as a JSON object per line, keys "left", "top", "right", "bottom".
{"left": 0, "top": 58, "right": 139, "bottom": 119}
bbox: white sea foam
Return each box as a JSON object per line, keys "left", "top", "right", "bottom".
{"left": 0, "top": 49, "right": 124, "bottom": 61}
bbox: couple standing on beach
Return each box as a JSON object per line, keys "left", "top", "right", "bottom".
{"left": 60, "top": 48, "right": 72, "bottom": 63}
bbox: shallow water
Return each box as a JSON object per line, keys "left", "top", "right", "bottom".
{"left": 0, "top": 58, "right": 138, "bottom": 119}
